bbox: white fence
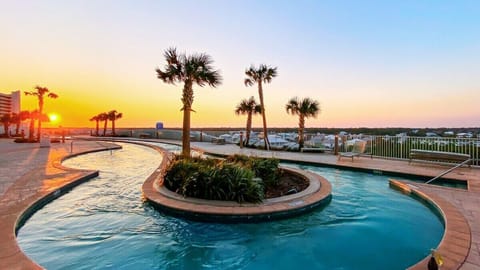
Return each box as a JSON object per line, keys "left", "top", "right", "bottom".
{"left": 360, "top": 135, "right": 480, "bottom": 166}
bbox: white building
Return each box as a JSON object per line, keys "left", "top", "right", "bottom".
{"left": 0, "top": 91, "right": 21, "bottom": 135}
{"left": 0, "top": 91, "right": 21, "bottom": 116}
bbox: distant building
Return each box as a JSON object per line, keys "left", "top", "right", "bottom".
{"left": 0, "top": 91, "right": 21, "bottom": 116}
{"left": 443, "top": 131, "right": 455, "bottom": 136}
{"left": 457, "top": 132, "right": 473, "bottom": 138}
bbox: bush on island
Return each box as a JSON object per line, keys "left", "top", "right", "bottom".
{"left": 164, "top": 155, "right": 282, "bottom": 203}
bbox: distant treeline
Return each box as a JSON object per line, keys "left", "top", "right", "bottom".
{"left": 45, "top": 127, "right": 480, "bottom": 137}
{"left": 187, "top": 127, "right": 480, "bottom": 137}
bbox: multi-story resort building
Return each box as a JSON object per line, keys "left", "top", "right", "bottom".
{"left": 0, "top": 90, "right": 21, "bottom": 116}
{"left": 0, "top": 91, "right": 21, "bottom": 134}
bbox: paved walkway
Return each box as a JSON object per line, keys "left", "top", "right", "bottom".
{"left": 0, "top": 139, "right": 117, "bottom": 269}
{"left": 0, "top": 138, "right": 479, "bottom": 269}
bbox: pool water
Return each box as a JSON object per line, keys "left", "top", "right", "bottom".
{"left": 17, "top": 143, "right": 443, "bottom": 270}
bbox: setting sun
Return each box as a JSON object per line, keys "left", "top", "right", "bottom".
{"left": 48, "top": 113, "right": 59, "bottom": 122}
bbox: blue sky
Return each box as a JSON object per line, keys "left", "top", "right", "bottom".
{"left": 1, "top": 0, "right": 479, "bottom": 128}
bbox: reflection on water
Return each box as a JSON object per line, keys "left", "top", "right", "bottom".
{"left": 18, "top": 142, "right": 443, "bottom": 270}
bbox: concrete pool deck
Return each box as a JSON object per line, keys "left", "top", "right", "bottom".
{"left": 0, "top": 139, "right": 119, "bottom": 270}
{"left": 0, "top": 138, "right": 479, "bottom": 269}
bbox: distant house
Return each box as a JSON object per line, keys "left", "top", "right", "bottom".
{"left": 426, "top": 132, "right": 439, "bottom": 137}
{"left": 457, "top": 132, "right": 473, "bottom": 138}
{"left": 443, "top": 131, "right": 455, "bottom": 137}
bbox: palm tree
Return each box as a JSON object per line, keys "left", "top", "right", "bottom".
{"left": 235, "top": 96, "right": 261, "bottom": 146}
{"left": 24, "top": 86, "right": 58, "bottom": 141}
{"left": 27, "top": 110, "right": 39, "bottom": 141}
{"left": 89, "top": 115, "right": 101, "bottom": 136}
{"left": 156, "top": 47, "right": 222, "bottom": 157}
{"left": 107, "top": 110, "right": 123, "bottom": 136}
{"left": 12, "top": 111, "right": 30, "bottom": 136}
{"left": 244, "top": 64, "right": 277, "bottom": 150}
{"left": 285, "top": 97, "right": 320, "bottom": 149}
{"left": 1, "top": 113, "right": 12, "bottom": 137}
{"left": 99, "top": 112, "right": 109, "bottom": 136}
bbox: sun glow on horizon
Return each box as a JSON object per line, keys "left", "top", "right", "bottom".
{"left": 48, "top": 113, "right": 59, "bottom": 122}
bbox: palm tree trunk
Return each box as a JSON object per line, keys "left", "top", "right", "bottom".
{"left": 246, "top": 112, "right": 252, "bottom": 146}
{"left": 37, "top": 118, "right": 42, "bottom": 141}
{"left": 298, "top": 115, "right": 305, "bottom": 149}
{"left": 95, "top": 120, "right": 99, "bottom": 136}
{"left": 37, "top": 98, "right": 43, "bottom": 141}
{"left": 15, "top": 121, "right": 20, "bottom": 135}
{"left": 181, "top": 81, "right": 193, "bottom": 157}
{"left": 258, "top": 81, "right": 270, "bottom": 150}
{"left": 103, "top": 120, "right": 108, "bottom": 136}
{"left": 3, "top": 123, "right": 9, "bottom": 136}
{"left": 112, "top": 119, "right": 116, "bottom": 136}
{"left": 182, "top": 107, "right": 191, "bottom": 157}
{"left": 29, "top": 118, "right": 35, "bottom": 141}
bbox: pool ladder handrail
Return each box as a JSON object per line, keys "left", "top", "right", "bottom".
{"left": 425, "top": 159, "right": 471, "bottom": 184}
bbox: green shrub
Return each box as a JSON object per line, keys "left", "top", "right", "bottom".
{"left": 164, "top": 156, "right": 264, "bottom": 203}
{"left": 249, "top": 158, "right": 281, "bottom": 187}
{"left": 226, "top": 154, "right": 281, "bottom": 187}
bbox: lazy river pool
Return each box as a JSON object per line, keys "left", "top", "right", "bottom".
{"left": 17, "top": 142, "right": 443, "bottom": 270}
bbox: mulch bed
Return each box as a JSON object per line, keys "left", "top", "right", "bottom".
{"left": 265, "top": 171, "right": 309, "bottom": 199}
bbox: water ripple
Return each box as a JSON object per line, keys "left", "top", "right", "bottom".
{"left": 17, "top": 142, "right": 444, "bottom": 270}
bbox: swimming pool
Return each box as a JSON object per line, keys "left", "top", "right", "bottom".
{"left": 17, "top": 142, "right": 443, "bottom": 269}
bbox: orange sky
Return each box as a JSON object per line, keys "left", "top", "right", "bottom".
{"left": 2, "top": 1, "right": 479, "bottom": 129}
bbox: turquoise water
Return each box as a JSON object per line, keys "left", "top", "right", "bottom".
{"left": 17, "top": 143, "right": 443, "bottom": 270}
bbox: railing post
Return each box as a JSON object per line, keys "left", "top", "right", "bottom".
{"left": 334, "top": 134, "right": 339, "bottom": 155}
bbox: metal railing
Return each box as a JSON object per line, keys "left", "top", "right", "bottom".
{"left": 359, "top": 135, "right": 480, "bottom": 166}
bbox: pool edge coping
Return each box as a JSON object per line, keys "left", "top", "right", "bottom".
{"left": 390, "top": 180, "right": 471, "bottom": 270}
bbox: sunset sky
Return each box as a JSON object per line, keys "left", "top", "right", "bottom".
{"left": 1, "top": 1, "right": 479, "bottom": 128}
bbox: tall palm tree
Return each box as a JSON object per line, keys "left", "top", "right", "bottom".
{"left": 244, "top": 64, "right": 277, "bottom": 150}
{"left": 285, "top": 97, "right": 320, "bottom": 149}
{"left": 99, "top": 112, "right": 109, "bottom": 136}
{"left": 235, "top": 96, "right": 261, "bottom": 146}
{"left": 156, "top": 47, "right": 222, "bottom": 157}
{"left": 90, "top": 115, "right": 101, "bottom": 136}
{"left": 24, "top": 86, "right": 58, "bottom": 141}
{"left": 1, "top": 113, "right": 12, "bottom": 137}
{"left": 108, "top": 110, "right": 123, "bottom": 136}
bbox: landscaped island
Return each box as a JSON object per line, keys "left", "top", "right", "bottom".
{"left": 142, "top": 144, "right": 332, "bottom": 222}
{"left": 164, "top": 154, "right": 308, "bottom": 203}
